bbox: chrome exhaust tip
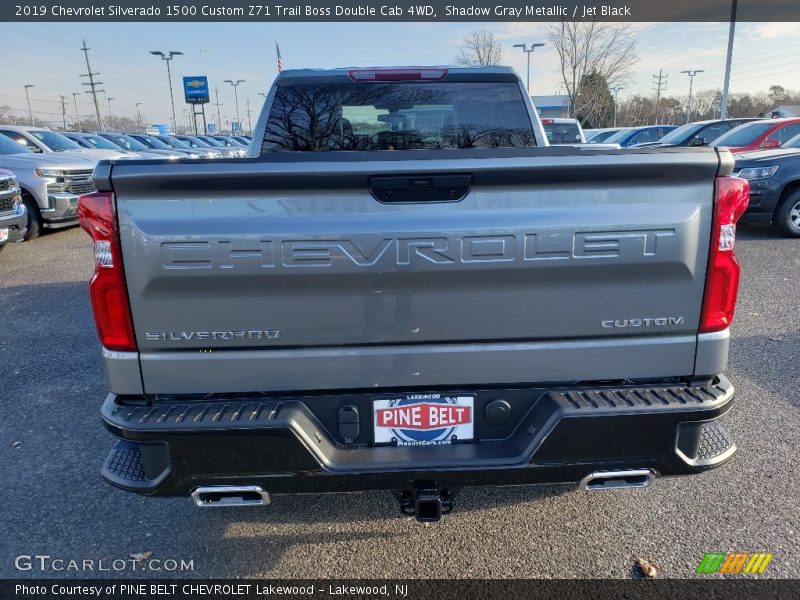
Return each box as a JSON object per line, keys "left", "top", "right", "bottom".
{"left": 191, "top": 485, "right": 270, "bottom": 507}
{"left": 579, "top": 469, "right": 655, "bottom": 492}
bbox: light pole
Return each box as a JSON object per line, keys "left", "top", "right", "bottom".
{"left": 681, "top": 70, "right": 705, "bottom": 123}
{"left": 224, "top": 79, "right": 245, "bottom": 134}
{"left": 72, "top": 92, "right": 81, "bottom": 127}
{"left": 150, "top": 50, "right": 183, "bottom": 133}
{"left": 612, "top": 86, "right": 624, "bottom": 127}
{"left": 106, "top": 96, "right": 115, "bottom": 131}
{"left": 512, "top": 43, "right": 545, "bottom": 94}
{"left": 721, "top": 0, "right": 738, "bottom": 119}
{"left": 23, "top": 85, "right": 35, "bottom": 126}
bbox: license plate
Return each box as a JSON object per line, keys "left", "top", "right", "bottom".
{"left": 372, "top": 393, "right": 475, "bottom": 446}
{"left": 0, "top": 228, "right": 8, "bottom": 243}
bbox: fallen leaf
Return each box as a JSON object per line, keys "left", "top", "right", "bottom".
{"left": 129, "top": 551, "right": 153, "bottom": 563}
{"left": 636, "top": 557, "right": 662, "bottom": 578}
{"left": 748, "top": 312, "right": 760, "bottom": 316}
{"left": 769, "top": 337, "right": 783, "bottom": 342}
{"left": 11, "top": 441, "right": 21, "bottom": 448}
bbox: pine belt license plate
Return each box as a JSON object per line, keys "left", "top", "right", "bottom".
{"left": 372, "top": 394, "right": 475, "bottom": 446}
{"left": 0, "top": 228, "right": 8, "bottom": 243}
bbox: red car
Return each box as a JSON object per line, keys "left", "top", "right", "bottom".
{"left": 712, "top": 117, "right": 800, "bottom": 153}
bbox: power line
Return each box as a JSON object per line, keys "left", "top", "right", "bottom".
{"left": 214, "top": 86, "right": 223, "bottom": 129}
{"left": 80, "top": 39, "right": 104, "bottom": 130}
{"left": 58, "top": 94, "right": 68, "bottom": 129}
{"left": 652, "top": 69, "right": 668, "bottom": 124}
{"left": 680, "top": 70, "right": 704, "bottom": 123}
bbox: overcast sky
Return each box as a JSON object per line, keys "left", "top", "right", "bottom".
{"left": 1, "top": 21, "right": 798, "bottom": 127}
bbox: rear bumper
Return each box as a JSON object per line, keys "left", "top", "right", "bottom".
{"left": 100, "top": 376, "right": 736, "bottom": 497}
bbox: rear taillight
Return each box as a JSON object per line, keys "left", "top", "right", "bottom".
{"left": 347, "top": 68, "right": 448, "bottom": 81}
{"left": 699, "top": 176, "right": 750, "bottom": 333}
{"left": 78, "top": 192, "right": 137, "bottom": 352}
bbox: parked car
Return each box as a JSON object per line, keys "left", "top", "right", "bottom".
{"left": 541, "top": 118, "right": 585, "bottom": 144}
{"left": 584, "top": 128, "right": 624, "bottom": 143}
{"left": 0, "top": 133, "right": 95, "bottom": 238}
{"left": 0, "top": 125, "right": 141, "bottom": 161}
{"left": 231, "top": 136, "right": 252, "bottom": 146}
{"left": 64, "top": 132, "right": 165, "bottom": 160}
{"left": 83, "top": 66, "right": 743, "bottom": 521}
{"left": 712, "top": 118, "right": 800, "bottom": 153}
{"left": 604, "top": 125, "right": 678, "bottom": 148}
{"left": 128, "top": 134, "right": 204, "bottom": 159}
{"left": 631, "top": 119, "right": 758, "bottom": 148}
{"left": 735, "top": 138, "right": 800, "bottom": 236}
{"left": 97, "top": 132, "right": 185, "bottom": 160}
{"left": 210, "top": 135, "right": 249, "bottom": 152}
{"left": 156, "top": 135, "right": 222, "bottom": 158}
{"left": 176, "top": 134, "right": 243, "bottom": 158}
{"left": 0, "top": 169, "right": 27, "bottom": 251}
{"left": 198, "top": 134, "right": 247, "bottom": 157}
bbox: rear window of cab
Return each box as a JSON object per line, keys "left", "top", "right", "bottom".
{"left": 262, "top": 82, "right": 536, "bottom": 152}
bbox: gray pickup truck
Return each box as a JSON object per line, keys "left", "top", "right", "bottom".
{"left": 81, "top": 67, "right": 749, "bottom": 521}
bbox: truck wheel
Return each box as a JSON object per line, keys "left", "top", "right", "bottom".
{"left": 21, "top": 194, "right": 42, "bottom": 240}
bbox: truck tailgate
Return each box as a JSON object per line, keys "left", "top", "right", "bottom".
{"left": 108, "top": 149, "right": 722, "bottom": 394}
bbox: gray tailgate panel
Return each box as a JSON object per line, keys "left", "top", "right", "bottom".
{"left": 111, "top": 150, "right": 719, "bottom": 394}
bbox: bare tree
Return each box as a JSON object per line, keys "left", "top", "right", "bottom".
{"left": 454, "top": 30, "right": 502, "bottom": 67}
{"left": 547, "top": 21, "right": 637, "bottom": 119}
{"left": 0, "top": 105, "right": 9, "bottom": 123}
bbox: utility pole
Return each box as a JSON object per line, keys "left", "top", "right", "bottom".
{"left": 58, "top": 95, "right": 68, "bottom": 130}
{"left": 512, "top": 42, "right": 545, "bottom": 94}
{"left": 245, "top": 100, "right": 252, "bottom": 135}
{"left": 652, "top": 69, "right": 668, "bottom": 125}
{"left": 150, "top": 50, "right": 183, "bottom": 133}
{"left": 681, "top": 70, "right": 705, "bottom": 123}
{"left": 611, "top": 86, "right": 624, "bottom": 127}
{"left": 214, "top": 86, "right": 223, "bottom": 131}
{"left": 224, "top": 79, "right": 245, "bottom": 133}
{"left": 135, "top": 102, "right": 144, "bottom": 129}
{"left": 71, "top": 92, "right": 81, "bottom": 128}
{"left": 23, "top": 85, "right": 35, "bottom": 126}
{"left": 106, "top": 97, "right": 115, "bottom": 131}
{"left": 80, "top": 39, "right": 104, "bottom": 131}
{"left": 720, "top": 0, "right": 738, "bottom": 119}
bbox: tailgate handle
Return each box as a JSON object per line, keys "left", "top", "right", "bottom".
{"left": 370, "top": 174, "right": 471, "bottom": 203}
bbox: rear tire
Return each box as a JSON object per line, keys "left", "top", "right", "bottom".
{"left": 774, "top": 189, "right": 800, "bottom": 238}
{"left": 21, "top": 194, "right": 42, "bottom": 240}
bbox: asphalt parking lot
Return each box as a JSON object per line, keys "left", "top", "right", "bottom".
{"left": 1, "top": 225, "right": 798, "bottom": 579}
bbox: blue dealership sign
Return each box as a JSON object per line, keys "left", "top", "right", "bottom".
{"left": 183, "top": 76, "right": 209, "bottom": 104}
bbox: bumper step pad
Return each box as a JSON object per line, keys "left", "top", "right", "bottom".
{"left": 101, "top": 440, "right": 171, "bottom": 491}
{"left": 103, "top": 441, "right": 145, "bottom": 482}
{"left": 676, "top": 419, "right": 736, "bottom": 468}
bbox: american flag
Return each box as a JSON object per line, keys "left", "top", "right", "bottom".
{"left": 276, "top": 42, "right": 284, "bottom": 73}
